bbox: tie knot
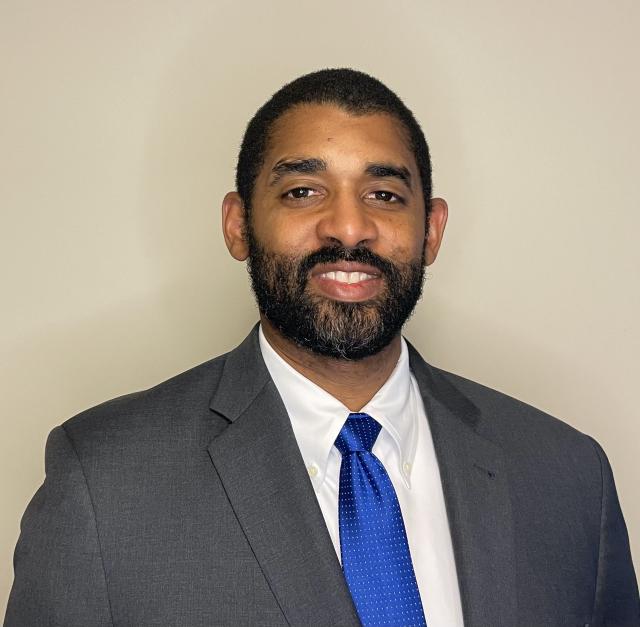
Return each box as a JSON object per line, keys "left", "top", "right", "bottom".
{"left": 335, "top": 413, "right": 381, "bottom": 455}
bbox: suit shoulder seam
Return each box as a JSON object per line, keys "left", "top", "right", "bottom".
{"left": 60, "top": 424, "right": 116, "bottom": 627}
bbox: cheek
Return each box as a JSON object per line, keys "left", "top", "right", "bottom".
{"left": 258, "top": 212, "right": 320, "bottom": 251}
{"left": 381, "top": 219, "right": 426, "bottom": 259}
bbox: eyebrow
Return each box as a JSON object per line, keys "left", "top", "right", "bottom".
{"left": 269, "top": 158, "right": 327, "bottom": 185}
{"left": 365, "top": 163, "right": 412, "bottom": 187}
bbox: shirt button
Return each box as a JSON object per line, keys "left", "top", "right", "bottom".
{"left": 403, "top": 462, "right": 412, "bottom": 474}
{"left": 308, "top": 465, "right": 318, "bottom": 477}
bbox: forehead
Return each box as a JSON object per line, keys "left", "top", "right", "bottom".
{"left": 263, "top": 103, "right": 417, "bottom": 172}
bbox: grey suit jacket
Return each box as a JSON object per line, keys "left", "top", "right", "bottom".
{"left": 5, "top": 327, "right": 639, "bottom": 626}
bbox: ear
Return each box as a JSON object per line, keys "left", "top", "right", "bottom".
{"left": 222, "top": 191, "right": 249, "bottom": 261}
{"left": 424, "top": 198, "right": 448, "bottom": 266}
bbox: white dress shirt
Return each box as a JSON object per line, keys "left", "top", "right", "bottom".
{"left": 259, "top": 326, "right": 464, "bottom": 627}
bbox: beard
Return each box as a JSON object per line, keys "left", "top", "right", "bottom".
{"left": 245, "top": 229, "right": 426, "bottom": 361}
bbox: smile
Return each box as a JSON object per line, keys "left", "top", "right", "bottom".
{"left": 318, "top": 271, "right": 376, "bottom": 284}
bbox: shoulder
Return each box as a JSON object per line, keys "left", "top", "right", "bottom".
{"left": 60, "top": 350, "right": 231, "bottom": 451}
{"left": 416, "top": 361, "right": 616, "bottom": 541}
{"left": 413, "top": 357, "right": 604, "bottom": 475}
{"left": 55, "top": 326, "right": 268, "bottom": 462}
{"left": 436, "top": 363, "right": 595, "bottom": 445}
{"left": 434, "top": 366, "right": 584, "bottom": 438}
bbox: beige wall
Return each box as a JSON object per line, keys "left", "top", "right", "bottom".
{"left": 2, "top": 0, "right": 638, "bottom": 610}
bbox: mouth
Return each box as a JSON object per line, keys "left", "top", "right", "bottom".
{"left": 309, "top": 262, "right": 384, "bottom": 302}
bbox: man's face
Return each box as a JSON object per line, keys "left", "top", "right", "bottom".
{"left": 224, "top": 103, "right": 446, "bottom": 359}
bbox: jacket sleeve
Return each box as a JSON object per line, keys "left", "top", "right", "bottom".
{"left": 4, "top": 426, "right": 113, "bottom": 627}
{"left": 588, "top": 437, "right": 640, "bottom": 626}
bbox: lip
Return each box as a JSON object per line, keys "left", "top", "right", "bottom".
{"left": 309, "top": 262, "right": 384, "bottom": 302}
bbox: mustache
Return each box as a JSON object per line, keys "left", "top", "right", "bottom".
{"left": 296, "top": 246, "right": 398, "bottom": 281}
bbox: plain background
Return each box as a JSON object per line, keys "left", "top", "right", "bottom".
{"left": 1, "top": 0, "right": 638, "bottom": 612}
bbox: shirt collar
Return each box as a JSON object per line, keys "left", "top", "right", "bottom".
{"left": 258, "top": 325, "right": 417, "bottom": 490}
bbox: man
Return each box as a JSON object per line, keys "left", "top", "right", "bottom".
{"left": 5, "top": 69, "right": 638, "bottom": 626}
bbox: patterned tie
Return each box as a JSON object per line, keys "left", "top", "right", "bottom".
{"left": 335, "top": 412, "right": 427, "bottom": 627}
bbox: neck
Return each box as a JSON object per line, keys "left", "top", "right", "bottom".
{"left": 260, "top": 316, "right": 402, "bottom": 412}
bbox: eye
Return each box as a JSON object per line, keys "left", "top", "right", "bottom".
{"left": 366, "top": 190, "right": 403, "bottom": 203}
{"left": 283, "top": 187, "right": 319, "bottom": 200}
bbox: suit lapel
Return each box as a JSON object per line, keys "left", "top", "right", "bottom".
{"left": 409, "top": 345, "right": 517, "bottom": 627}
{"left": 207, "top": 328, "right": 360, "bottom": 626}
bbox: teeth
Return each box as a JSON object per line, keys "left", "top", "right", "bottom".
{"left": 320, "top": 271, "right": 374, "bottom": 284}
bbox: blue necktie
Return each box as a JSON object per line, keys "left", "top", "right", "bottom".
{"left": 335, "top": 412, "right": 427, "bottom": 627}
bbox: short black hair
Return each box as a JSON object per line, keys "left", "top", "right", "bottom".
{"left": 235, "top": 68, "right": 432, "bottom": 217}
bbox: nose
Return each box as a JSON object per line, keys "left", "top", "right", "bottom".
{"left": 315, "top": 192, "right": 378, "bottom": 248}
